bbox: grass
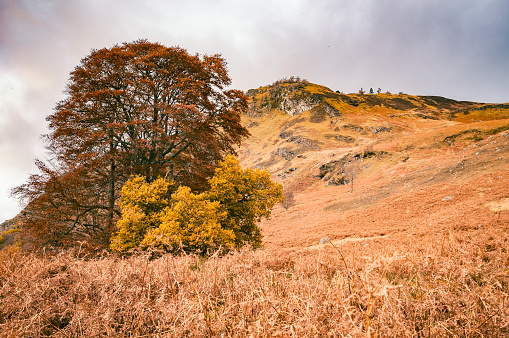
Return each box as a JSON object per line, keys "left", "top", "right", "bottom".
{"left": 454, "top": 108, "right": 509, "bottom": 123}
{"left": 1, "top": 225, "right": 508, "bottom": 337}
{"left": 443, "top": 124, "right": 509, "bottom": 145}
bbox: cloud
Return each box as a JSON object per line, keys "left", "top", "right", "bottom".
{"left": 0, "top": 74, "right": 41, "bottom": 222}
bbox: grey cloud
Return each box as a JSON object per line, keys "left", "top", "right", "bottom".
{"left": 0, "top": 108, "right": 41, "bottom": 223}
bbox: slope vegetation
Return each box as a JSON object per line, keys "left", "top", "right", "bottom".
{"left": 239, "top": 78, "right": 509, "bottom": 250}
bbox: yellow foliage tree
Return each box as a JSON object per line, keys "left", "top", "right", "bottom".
{"left": 110, "top": 156, "right": 282, "bottom": 253}
{"left": 110, "top": 177, "right": 172, "bottom": 252}
{"left": 206, "top": 155, "right": 283, "bottom": 248}
{"left": 141, "top": 186, "right": 235, "bottom": 253}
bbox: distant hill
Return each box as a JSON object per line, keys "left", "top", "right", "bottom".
{"left": 246, "top": 78, "right": 508, "bottom": 121}
{"left": 239, "top": 78, "right": 509, "bottom": 249}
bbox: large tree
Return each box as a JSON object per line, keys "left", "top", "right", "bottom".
{"left": 13, "top": 40, "right": 249, "bottom": 248}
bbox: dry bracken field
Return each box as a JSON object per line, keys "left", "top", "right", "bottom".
{"left": 1, "top": 223, "right": 508, "bottom": 337}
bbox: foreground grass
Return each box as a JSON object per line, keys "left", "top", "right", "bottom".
{"left": 0, "top": 226, "right": 508, "bottom": 337}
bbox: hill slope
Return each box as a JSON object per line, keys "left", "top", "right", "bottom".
{"left": 239, "top": 79, "right": 509, "bottom": 250}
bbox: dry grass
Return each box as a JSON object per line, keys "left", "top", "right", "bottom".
{"left": 1, "top": 225, "right": 508, "bottom": 337}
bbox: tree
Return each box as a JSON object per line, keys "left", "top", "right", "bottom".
{"left": 370, "top": 88, "right": 374, "bottom": 94}
{"left": 344, "top": 160, "right": 360, "bottom": 193}
{"left": 141, "top": 186, "right": 235, "bottom": 253}
{"left": 110, "top": 156, "right": 282, "bottom": 254}
{"left": 13, "top": 40, "right": 249, "bottom": 249}
{"left": 109, "top": 176, "right": 173, "bottom": 252}
{"left": 13, "top": 159, "right": 120, "bottom": 248}
{"left": 206, "top": 155, "right": 283, "bottom": 248}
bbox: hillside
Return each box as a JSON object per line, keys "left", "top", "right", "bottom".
{"left": 239, "top": 78, "right": 509, "bottom": 250}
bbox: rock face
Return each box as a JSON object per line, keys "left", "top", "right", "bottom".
{"left": 325, "top": 134, "right": 355, "bottom": 143}
{"left": 279, "top": 96, "right": 317, "bottom": 116}
{"left": 369, "top": 126, "right": 392, "bottom": 134}
{"left": 278, "top": 91, "right": 341, "bottom": 118}
{"left": 247, "top": 79, "right": 341, "bottom": 118}
{"left": 319, "top": 237, "right": 329, "bottom": 245}
{"left": 274, "top": 148, "right": 297, "bottom": 161}
{"left": 0, "top": 218, "right": 16, "bottom": 232}
{"left": 318, "top": 151, "right": 388, "bottom": 186}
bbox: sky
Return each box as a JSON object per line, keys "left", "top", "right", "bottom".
{"left": 1, "top": 0, "right": 508, "bottom": 223}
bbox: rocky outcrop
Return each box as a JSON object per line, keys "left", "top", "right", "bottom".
{"left": 318, "top": 151, "right": 388, "bottom": 185}
{"left": 274, "top": 148, "right": 297, "bottom": 161}
{"left": 279, "top": 95, "right": 317, "bottom": 116}
{"left": 247, "top": 80, "right": 341, "bottom": 118}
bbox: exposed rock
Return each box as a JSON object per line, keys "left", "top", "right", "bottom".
{"left": 327, "top": 176, "right": 349, "bottom": 186}
{"left": 369, "top": 126, "right": 392, "bottom": 134}
{"left": 319, "top": 151, "right": 388, "bottom": 184}
{"left": 281, "top": 97, "right": 317, "bottom": 116}
{"left": 342, "top": 124, "right": 364, "bottom": 132}
{"left": 274, "top": 148, "right": 297, "bottom": 161}
{"left": 352, "top": 151, "right": 387, "bottom": 160}
{"left": 319, "top": 237, "right": 329, "bottom": 245}
{"left": 279, "top": 131, "right": 293, "bottom": 139}
{"left": 286, "top": 136, "right": 320, "bottom": 150}
{"left": 325, "top": 134, "right": 355, "bottom": 143}
{"left": 319, "top": 155, "right": 351, "bottom": 179}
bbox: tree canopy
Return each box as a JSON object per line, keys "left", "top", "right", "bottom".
{"left": 13, "top": 40, "right": 249, "bottom": 249}
{"left": 110, "top": 156, "right": 283, "bottom": 254}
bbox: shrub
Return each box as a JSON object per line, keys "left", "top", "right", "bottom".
{"left": 207, "top": 155, "right": 284, "bottom": 248}
{"left": 109, "top": 177, "right": 173, "bottom": 252}
{"left": 0, "top": 228, "right": 22, "bottom": 249}
{"left": 110, "top": 156, "right": 283, "bottom": 254}
{"left": 141, "top": 186, "right": 235, "bottom": 253}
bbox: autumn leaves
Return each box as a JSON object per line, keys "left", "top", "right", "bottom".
{"left": 14, "top": 40, "right": 278, "bottom": 253}
{"left": 110, "top": 156, "right": 282, "bottom": 254}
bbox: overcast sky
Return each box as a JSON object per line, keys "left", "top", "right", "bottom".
{"left": 1, "top": 0, "right": 508, "bottom": 223}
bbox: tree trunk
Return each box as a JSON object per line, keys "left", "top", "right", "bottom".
{"left": 169, "top": 163, "right": 174, "bottom": 180}
{"left": 108, "top": 158, "right": 115, "bottom": 231}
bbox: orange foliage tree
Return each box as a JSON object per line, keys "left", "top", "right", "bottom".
{"left": 13, "top": 40, "right": 249, "bottom": 248}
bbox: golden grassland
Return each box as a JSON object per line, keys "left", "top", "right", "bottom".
{"left": 454, "top": 108, "right": 509, "bottom": 123}
{"left": 0, "top": 225, "right": 508, "bottom": 337}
